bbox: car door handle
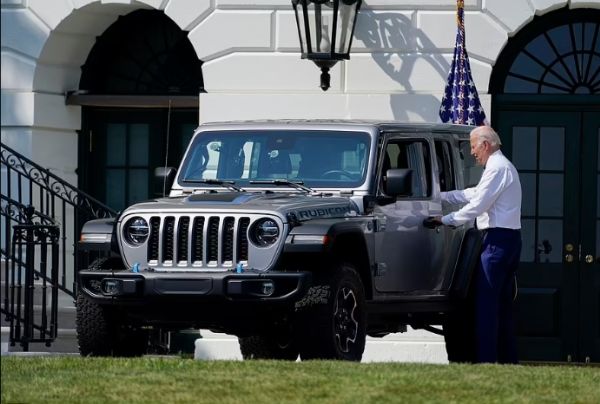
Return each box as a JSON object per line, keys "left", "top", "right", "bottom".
{"left": 423, "top": 217, "right": 442, "bottom": 229}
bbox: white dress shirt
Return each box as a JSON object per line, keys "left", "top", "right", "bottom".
{"left": 441, "top": 150, "right": 522, "bottom": 230}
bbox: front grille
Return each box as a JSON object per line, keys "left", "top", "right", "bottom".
{"left": 146, "top": 215, "right": 253, "bottom": 269}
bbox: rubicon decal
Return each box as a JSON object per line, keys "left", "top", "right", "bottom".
{"left": 293, "top": 205, "right": 357, "bottom": 221}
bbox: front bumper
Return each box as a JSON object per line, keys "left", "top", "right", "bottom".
{"left": 78, "top": 270, "right": 311, "bottom": 304}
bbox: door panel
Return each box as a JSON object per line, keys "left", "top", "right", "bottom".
{"left": 80, "top": 109, "right": 197, "bottom": 211}
{"left": 580, "top": 112, "right": 600, "bottom": 363}
{"left": 373, "top": 137, "right": 441, "bottom": 293}
{"left": 497, "top": 111, "right": 581, "bottom": 362}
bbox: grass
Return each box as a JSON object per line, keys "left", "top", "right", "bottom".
{"left": 1, "top": 357, "right": 599, "bottom": 403}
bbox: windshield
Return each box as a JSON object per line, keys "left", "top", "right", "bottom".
{"left": 178, "top": 130, "right": 371, "bottom": 188}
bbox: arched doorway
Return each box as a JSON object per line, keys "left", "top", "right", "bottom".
{"left": 76, "top": 9, "right": 203, "bottom": 211}
{"left": 491, "top": 7, "right": 600, "bottom": 363}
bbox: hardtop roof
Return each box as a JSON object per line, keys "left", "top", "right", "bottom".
{"left": 197, "top": 119, "right": 474, "bottom": 135}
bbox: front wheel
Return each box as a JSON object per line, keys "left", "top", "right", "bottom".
{"left": 76, "top": 257, "right": 148, "bottom": 357}
{"left": 296, "top": 263, "right": 367, "bottom": 361}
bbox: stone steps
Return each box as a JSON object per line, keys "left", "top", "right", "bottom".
{"left": 194, "top": 328, "right": 448, "bottom": 363}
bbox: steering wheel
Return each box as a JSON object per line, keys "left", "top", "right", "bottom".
{"left": 320, "top": 170, "right": 355, "bottom": 180}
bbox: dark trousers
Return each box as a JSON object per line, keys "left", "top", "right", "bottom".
{"left": 476, "top": 228, "right": 521, "bottom": 364}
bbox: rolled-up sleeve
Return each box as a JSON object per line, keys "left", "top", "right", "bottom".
{"left": 442, "top": 167, "right": 506, "bottom": 226}
{"left": 441, "top": 188, "right": 476, "bottom": 205}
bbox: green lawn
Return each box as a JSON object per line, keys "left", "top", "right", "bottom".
{"left": 2, "top": 357, "right": 599, "bottom": 403}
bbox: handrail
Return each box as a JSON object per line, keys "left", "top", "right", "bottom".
{"left": 1, "top": 142, "right": 118, "bottom": 298}
{"left": 1, "top": 142, "right": 117, "bottom": 219}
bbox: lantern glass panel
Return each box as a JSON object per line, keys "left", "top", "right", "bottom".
{"left": 305, "top": 1, "right": 334, "bottom": 56}
{"left": 294, "top": 5, "right": 308, "bottom": 54}
{"left": 335, "top": 1, "right": 357, "bottom": 54}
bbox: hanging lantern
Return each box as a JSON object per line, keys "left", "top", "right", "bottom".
{"left": 292, "top": 0, "right": 362, "bottom": 91}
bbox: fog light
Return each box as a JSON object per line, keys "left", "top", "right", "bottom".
{"left": 261, "top": 281, "right": 275, "bottom": 296}
{"left": 101, "top": 279, "right": 121, "bottom": 295}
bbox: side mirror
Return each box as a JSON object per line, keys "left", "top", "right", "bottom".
{"left": 384, "top": 168, "right": 413, "bottom": 197}
{"left": 154, "top": 167, "right": 176, "bottom": 197}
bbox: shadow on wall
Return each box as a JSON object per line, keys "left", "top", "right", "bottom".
{"left": 355, "top": 10, "right": 451, "bottom": 122}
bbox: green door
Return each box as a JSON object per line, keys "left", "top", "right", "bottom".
{"left": 80, "top": 108, "right": 197, "bottom": 211}
{"left": 580, "top": 112, "right": 600, "bottom": 363}
{"left": 497, "top": 109, "right": 600, "bottom": 363}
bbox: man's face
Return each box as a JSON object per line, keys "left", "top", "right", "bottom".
{"left": 470, "top": 135, "right": 491, "bottom": 166}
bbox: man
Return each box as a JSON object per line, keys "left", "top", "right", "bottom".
{"left": 430, "top": 125, "right": 522, "bottom": 364}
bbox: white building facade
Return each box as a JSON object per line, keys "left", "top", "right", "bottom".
{"left": 2, "top": 0, "right": 600, "bottom": 362}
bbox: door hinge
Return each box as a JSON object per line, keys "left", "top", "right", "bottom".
{"left": 89, "top": 130, "right": 93, "bottom": 153}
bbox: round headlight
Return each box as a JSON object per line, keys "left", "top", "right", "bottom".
{"left": 250, "top": 218, "right": 280, "bottom": 247}
{"left": 124, "top": 217, "right": 149, "bottom": 245}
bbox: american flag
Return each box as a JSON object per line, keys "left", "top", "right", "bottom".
{"left": 439, "top": 0, "right": 487, "bottom": 126}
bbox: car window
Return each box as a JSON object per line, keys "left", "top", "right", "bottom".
{"left": 381, "top": 139, "right": 432, "bottom": 198}
{"left": 459, "top": 140, "right": 483, "bottom": 188}
{"left": 434, "top": 140, "right": 456, "bottom": 192}
{"left": 179, "top": 130, "right": 371, "bottom": 188}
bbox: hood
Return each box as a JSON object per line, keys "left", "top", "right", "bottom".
{"left": 121, "top": 192, "right": 359, "bottom": 222}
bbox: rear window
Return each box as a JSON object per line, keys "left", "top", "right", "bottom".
{"left": 459, "top": 140, "right": 483, "bottom": 187}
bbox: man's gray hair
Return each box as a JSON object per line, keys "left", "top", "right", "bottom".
{"left": 470, "top": 126, "right": 502, "bottom": 148}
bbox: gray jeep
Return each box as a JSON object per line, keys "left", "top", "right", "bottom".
{"left": 76, "top": 120, "right": 483, "bottom": 361}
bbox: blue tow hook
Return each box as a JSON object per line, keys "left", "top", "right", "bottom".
{"left": 132, "top": 262, "right": 140, "bottom": 273}
{"left": 236, "top": 262, "right": 244, "bottom": 274}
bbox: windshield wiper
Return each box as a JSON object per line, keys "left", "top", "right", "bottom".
{"left": 250, "top": 179, "right": 314, "bottom": 194}
{"left": 183, "top": 178, "right": 245, "bottom": 192}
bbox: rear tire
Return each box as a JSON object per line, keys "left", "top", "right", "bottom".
{"left": 296, "top": 263, "right": 366, "bottom": 361}
{"left": 239, "top": 334, "right": 298, "bottom": 360}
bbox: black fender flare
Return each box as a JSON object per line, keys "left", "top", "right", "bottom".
{"left": 283, "top": 218, "right": 374, "bottom": 298}
{"left": 79, "top": 218, "right": 119, "bottom": 254}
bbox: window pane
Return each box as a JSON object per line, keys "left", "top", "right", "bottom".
{"left": 106, "top": 124, "right": 126, "bottom": 166}
{"left": 106, "top": 169, "right": 125, "bottom": 210}
{"left": 537, "top": 219, "right": 563, "bottom": 263}
{"left": 547, "top": 25, "right": 570, "bottom": 56}
{"left": 597, "top": 129, "right": 600, "bottom": 170}
{"left": 180, "top": 124, "right": 196, "bottom": 151}
{"left": 520, "top": 219, "right": 535, "bottom": 263}
{"left": 538, "top": 174, "right": 563, "bottom": 217}
{"left": 459, "top": 141, "right": 483, "bottom": 187}
{"left": 597, "top": 174, "right": 600, "bottom": 217}
{"left": 525, "top": 34, "right": 555, "bottom": 66}
{"left": 596, "top": 220, "right": 600, "bottom": 258}
{"left": 539, "top": 127, "right": 564, "bottom": 170}
{"left": 512, "top": 127, "right": 537, "bottom": 170}
{"left": 129, "top": 169, "right": 148, "bottom": 205}
{"left": 129, "top": 124, "right": 149, "bottom": 166}
{"left": 520, "top": 173, "right": 537, "bottom": 216}
{"left": 511, "top": 53, "right": 545, "bottom": 80}
{"left": 505, "top": 75, "right": 539, "bottom": 93}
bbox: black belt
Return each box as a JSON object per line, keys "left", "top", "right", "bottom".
{"left": 481, "top": 227, "right": 520, "bottom": 235}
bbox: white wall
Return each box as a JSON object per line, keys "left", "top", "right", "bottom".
{"left": 1, "top": 0, "right": 598, "bottom": 164}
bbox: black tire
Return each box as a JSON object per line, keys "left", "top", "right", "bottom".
{"left": 239, "top": 334, "right": 299, "bottom": 360}
{"left": 296, "top": 263, "right": 367, "bottom": 361}
{"left": 76, "top": 257, "right": 148, "bottom": 357}
{"left": 443, "top": 280, "right": 477, "bottom": 363}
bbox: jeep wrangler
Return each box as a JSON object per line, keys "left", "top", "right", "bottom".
{"left": 76, "top": 121, "right": 483, "bottom": 361}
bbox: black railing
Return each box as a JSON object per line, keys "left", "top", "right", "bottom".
{"left": 1, "top": 142, "right": 117, "bottom": 298}
{"left": 5, "top": 206, "right": 59, "bottom": 351}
